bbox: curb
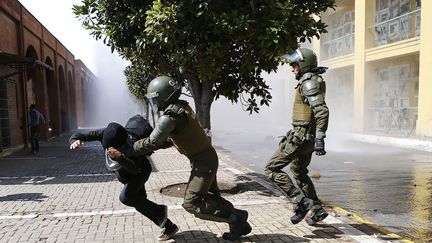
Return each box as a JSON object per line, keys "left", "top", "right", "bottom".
{"left": 323, "top": 201, "right": 413, "bottom": 243}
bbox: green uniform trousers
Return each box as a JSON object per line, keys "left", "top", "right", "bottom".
{"left": 182, "top": 146, "right": 235, "bottom": 223}
{"left": 265, "top": 126, "right": 322, "bottom": 212}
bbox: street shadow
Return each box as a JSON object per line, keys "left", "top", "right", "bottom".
{"left": 160, "top": 174, "right": 278, "bottom": 198}
{"left": 228, "top": 172, "right": 285, "bottom": 198}
{"left": 0, "top": 174, "right": 117, "bottom": 185}
{"left": 0, "top": 193, "right": 48, "bottom": 202}
{"left": 242, "top": 233, "right": 310, "bottom": 242}
{"left": 230, "top": 175, "right": 279, "bottom": 197}
{"left": 172, "top": 230, "right": 309, "bottom": 242}
{"left": 303, "top": 223, "right": 399, "bottom": 241}
{"left": 302, "top": 223, "right": 346, "bottom": 240}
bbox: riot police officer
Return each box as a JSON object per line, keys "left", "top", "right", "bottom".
{"left": 265, "top": 48, "right": 329, "bottom": 226}
{"left": 124, "top": 76, "right": 251, "bottom": 241}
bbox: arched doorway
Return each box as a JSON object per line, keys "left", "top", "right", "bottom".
{"left": 58, "top": 66, "right": 69, "bottom": 133}
{"left": 26, "top": 46, "right": 47, "bottom": 139}
{"left": 68, "top": 71, "right": 77, "bottom": 129}
{"left": 45, "top": 57, "right": 60, "bottom": 136}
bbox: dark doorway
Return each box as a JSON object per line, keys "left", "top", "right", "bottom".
{"left": 26, "top": 46, "right": 47, "bottom": 140}
{"left": 58, "top": 66, "right": 68, "bottom": 133}
{"left": 45, "top": 57, "right": 60, "bottom": 137}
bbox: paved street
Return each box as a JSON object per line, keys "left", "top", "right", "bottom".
{"left": 212, "top": 127, "right": 432, "bottom": 241}
{"left": 0, "top": 134, "right": 400, "bottom": 242}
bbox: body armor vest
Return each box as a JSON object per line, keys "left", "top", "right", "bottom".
{"left": 292, "top": 87, "right": 314, "bottom": 122}
{"left": 292, "top": 73, "right": 325, "bottom": 123}
{"left": 170, "top": 104, "right": 211, "bottom": 158}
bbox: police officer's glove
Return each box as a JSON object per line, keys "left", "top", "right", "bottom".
{"left": 314, "top": 138, "right": 326, "bottom": 156}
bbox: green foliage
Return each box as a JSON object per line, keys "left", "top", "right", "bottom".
{"left": 74, "top": 0, "right": 335, "bottom": 114}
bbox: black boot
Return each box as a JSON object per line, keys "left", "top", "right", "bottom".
{"left": 290, "top": 197, "right": 314, "bottom": 224}
{"left": 222, "top": 209, "right": 252, "bottom": 241}
{"left": 306, "top": 207, "right": 328, "bottom": 226}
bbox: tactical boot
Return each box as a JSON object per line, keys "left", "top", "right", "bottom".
{"left": 306, "top": 207, "right": 328, "bottom": 226}
{"left": 222, "top": 209, "right": 252, "bottom": 241}
{"left": 290, "top": 197, "right": 314, "bottom": 224}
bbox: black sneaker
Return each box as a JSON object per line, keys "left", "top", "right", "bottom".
{"left": 157, "top": 223, "right": 179, "bottom": 241}
{"left": 290, "top": 197, "right": 314, "bottom": 224}
{"left": 306, "top": 208, "right": 328, "bottom": 226}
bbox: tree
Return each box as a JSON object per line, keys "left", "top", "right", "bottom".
{"left": 73, "top": 0, "right": 335, "bottom": 131}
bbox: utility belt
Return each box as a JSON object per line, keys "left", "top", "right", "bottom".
{"left": 285, "top": 123, "right": 316, "bottom": 145}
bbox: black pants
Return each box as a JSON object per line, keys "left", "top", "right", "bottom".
{"left": 30, "top": 126, "right": 40, "bottom": 152}
{"left": 118, "top": 168, "right": 167, "bottom": 227}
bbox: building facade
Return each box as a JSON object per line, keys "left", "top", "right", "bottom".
{"left": 312, "top": 0, "right": 431, "bottom": 137}
{"left": 0, "top": 0, "right": 95, "bottom": 155}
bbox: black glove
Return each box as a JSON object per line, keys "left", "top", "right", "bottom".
{"left": 314, "top": 138, "right": 326, "bottom": 156}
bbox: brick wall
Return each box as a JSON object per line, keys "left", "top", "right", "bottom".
{"left": 0, "top": 0, "right": 96, "bottom": 153}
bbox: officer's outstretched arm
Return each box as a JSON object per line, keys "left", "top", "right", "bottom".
{"left": 130, "top": 115, "right": 176, "bottom": 156}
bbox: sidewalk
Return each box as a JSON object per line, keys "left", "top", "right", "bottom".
{"left": 0, "top": 135, "right": 403, "bottom": 242}
{"left": 351, "top": 133, "right": 432, "bottom": 152}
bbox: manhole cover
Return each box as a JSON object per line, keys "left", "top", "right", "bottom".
{"left": 160, "top": 182, "right": 247, "bottom": 198}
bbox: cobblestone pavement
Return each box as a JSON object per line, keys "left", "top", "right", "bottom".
{"left": 0, "top": 134, "right": 394, "bottom": 242}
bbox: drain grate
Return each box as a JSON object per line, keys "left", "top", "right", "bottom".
{"left": 160, "top": 182, "right": 247, "bottom": 198}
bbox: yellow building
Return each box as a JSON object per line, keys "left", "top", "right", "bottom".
{"left": 314, "top": 0, "right": 431, "bottom": 137}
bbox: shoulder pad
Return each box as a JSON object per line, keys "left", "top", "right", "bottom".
{"left": 164, "top": 103, "right": 185, "bottom": 116}
{"left": 157, "top": 115, "right": 176, "bottom": 131}
{"left": 301, "top": 77, "right": 321, "bottom": 96}
{"left": 299, "top": 72, "right": 314, "bottom": 83}
{"left": 301, "top": 76, "right": 326, "bottom": 107}
{"left": 316, "top": 75, "right": 323, "bottom": 82}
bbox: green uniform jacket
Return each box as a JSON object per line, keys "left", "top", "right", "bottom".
{"left": 292, "top": 72, "right": 329, "bottom": 139}
{"left": 129, "top": 100, "right": 211, "bottom": 158}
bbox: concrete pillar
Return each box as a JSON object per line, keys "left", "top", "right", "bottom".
{"left": 417, "top": 1, "right": 432, "bottom": 136}
{"left": 353, "top": 0, "right": 367, "bottom": 132}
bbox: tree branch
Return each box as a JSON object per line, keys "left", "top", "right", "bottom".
{"left": 156, "top": 50, "right": 180, "bottom": 75}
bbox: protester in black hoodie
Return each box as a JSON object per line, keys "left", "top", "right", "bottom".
{"left": 69, "top": 115, "right": 178, "bottom": 241}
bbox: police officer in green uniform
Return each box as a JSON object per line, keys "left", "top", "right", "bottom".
{"left": 265, "top": 48, "right": 329, "bottom": 226}
{"left": 124, "top": 76, "right": 251, "bottom": 241}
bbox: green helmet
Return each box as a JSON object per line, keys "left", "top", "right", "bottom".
{"left": 146, "top": 76, "right": 182, "bottom": 111}
{"left": 282, "top": 48, "right": 317, "bottom": 73}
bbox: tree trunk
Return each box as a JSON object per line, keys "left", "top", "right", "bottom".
{"left": 195, "top": 80, "right": 213, "bottom": 130}
{"left": 186, "top": 75, "right": 214, "bottom": 135}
